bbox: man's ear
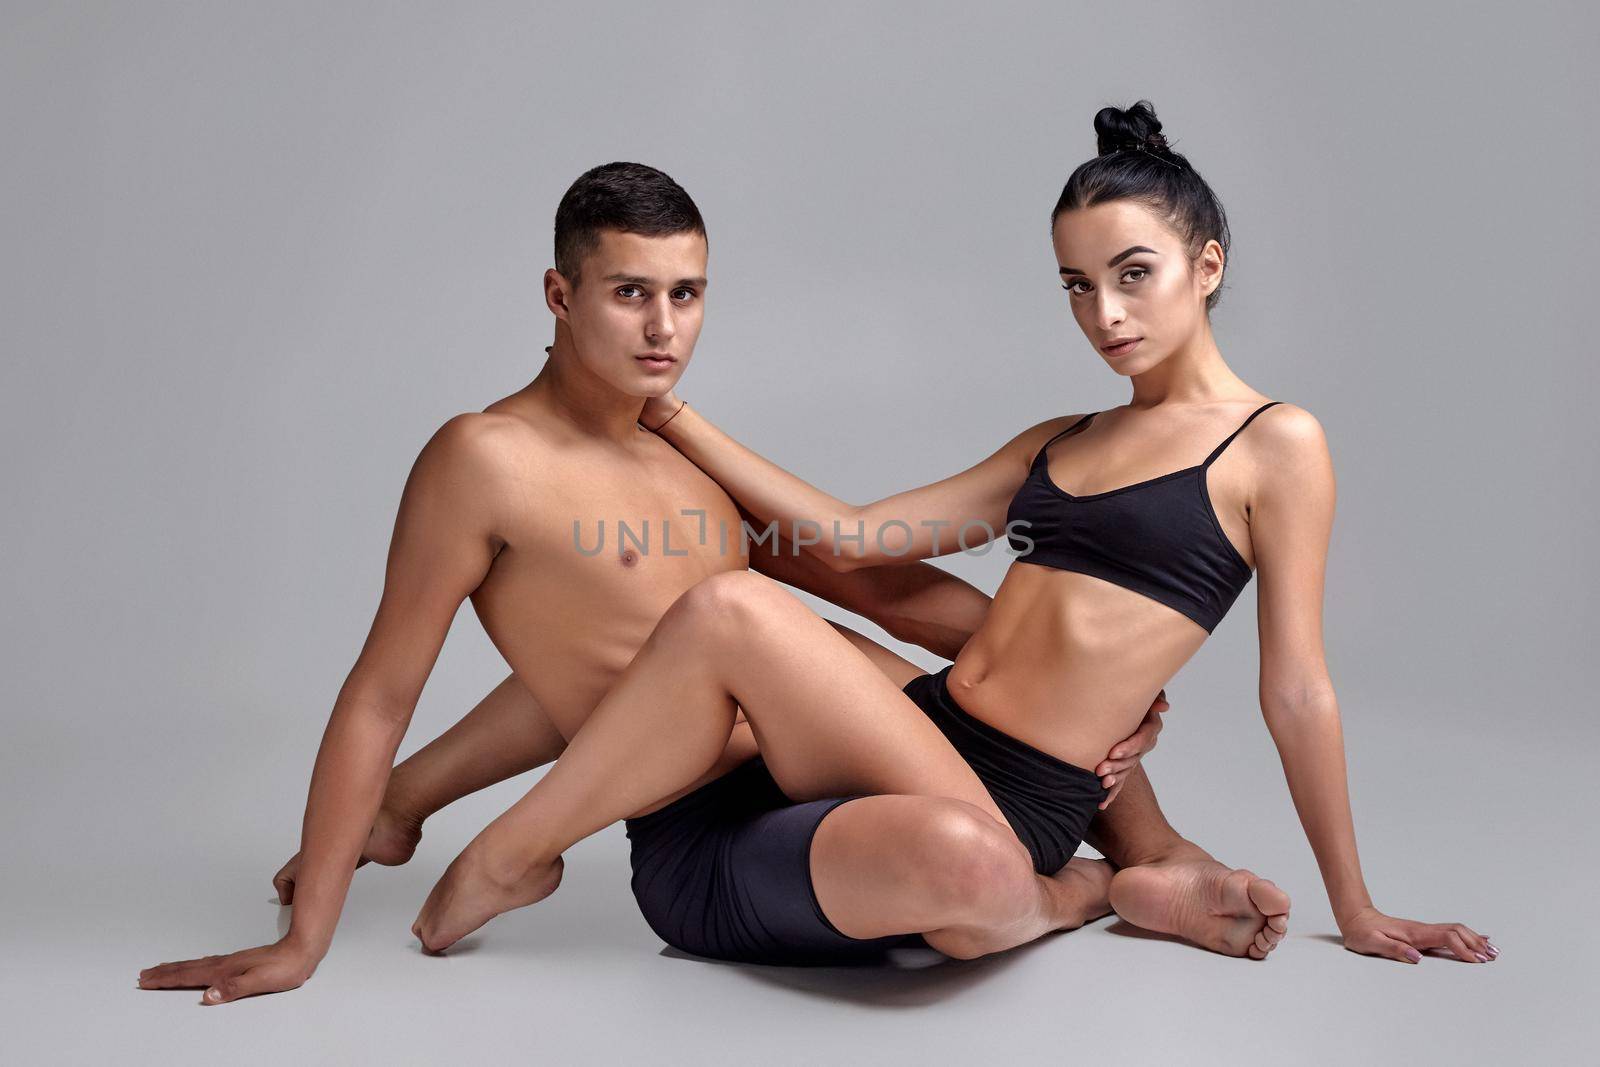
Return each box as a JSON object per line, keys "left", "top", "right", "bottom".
{"left": 544, "top": 268, "right": 574, "bottom": 322}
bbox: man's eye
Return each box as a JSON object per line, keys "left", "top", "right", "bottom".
{"left": 672, "top": 288, "right": 697, "bottom": 301}
{"left": 617, "top": 286, "right": 642, "bottom": 298}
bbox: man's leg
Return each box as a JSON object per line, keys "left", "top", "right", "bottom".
{"left": 273, "top": 674, "right": 569, "bottom": 904}
{"left": 1083, "top": 763, "right": 1210, "bottom": 869}
{"left": 1086, "top": 766, "right": 1292, "bottom": 960}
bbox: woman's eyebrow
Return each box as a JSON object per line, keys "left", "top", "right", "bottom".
{"left": 1059, "top": 245, "right": 1161, "bottom": 275}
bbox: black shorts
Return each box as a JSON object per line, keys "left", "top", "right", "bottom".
{"left": 901, "top": 664, "right": 1108, "bottom": 875}
{"left": 624, "top": 756, "right": 914, "bottom": 965}
{"left": 623, "top": 665, "right": 1109, "bottom": 964}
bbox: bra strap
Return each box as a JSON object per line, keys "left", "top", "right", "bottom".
{"left": 1202, "top": 401, "right": 1282, "bottom": 467}
{"left": 1031, "top": 411, "right": 1098, "bottom": 465}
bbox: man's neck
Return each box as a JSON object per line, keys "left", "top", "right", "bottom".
{"left": 524, "top": 339, "right": 647, "bottom": 444}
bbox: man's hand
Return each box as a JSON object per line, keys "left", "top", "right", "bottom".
{"left": 137, "top": 940, "right": 320, "bottom": 1005}
{"left": 1339, "top": 906, "right": 1497, "bottom": 965}
{"left": 1094, "top": 689, "right": 1170, "bottom": 809}
{"left": 640, "top": 389, "right": 683, "bottom": 433}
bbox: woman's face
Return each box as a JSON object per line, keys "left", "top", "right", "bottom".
{"left": 1050, "top": 200, "right": 1222, "bottom": 376}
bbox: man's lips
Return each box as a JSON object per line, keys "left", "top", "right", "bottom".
{"left": 636, "top": 353, "right": 677, "bottom": 368}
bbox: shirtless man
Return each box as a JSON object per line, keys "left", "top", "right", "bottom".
{"left": 137, "top": 162, "right": 1287, "bottom": 1005}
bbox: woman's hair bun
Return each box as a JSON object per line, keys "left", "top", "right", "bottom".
{"left": 1093, "top": 100, "right": 1170, "bottom": 157}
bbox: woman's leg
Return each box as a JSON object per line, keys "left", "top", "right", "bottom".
{"left": 411, "top": 570, "right": 1105, "bottom": 952}
{"left": 809, "top": 795, "right": 1112, "bottom": 959}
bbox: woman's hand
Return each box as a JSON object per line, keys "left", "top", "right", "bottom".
{"left": 137, "top": 939, "right": 321, "bottom": 1004}
{"left": 1094, "top": 689, "right": 1170, "bottom": 808}
{"left": 1339, "top": 906, "right": 1497, "bottom": 964}
{"left": 640, "top": 390, "right": 683, "bottom": 432}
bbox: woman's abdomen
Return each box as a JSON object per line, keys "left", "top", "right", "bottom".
{"left": 949, "top": 562, "right": 1208, "bottom": 768}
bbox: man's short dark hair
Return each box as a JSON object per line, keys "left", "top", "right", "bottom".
{"left": 554, "top": 162, "right": 707, "bottom": 285}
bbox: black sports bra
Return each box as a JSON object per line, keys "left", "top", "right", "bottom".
{"left": 1004, "top": 402, "right": 1283, "bottom": 633}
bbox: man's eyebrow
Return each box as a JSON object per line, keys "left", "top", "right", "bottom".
{"left": 601, "top": 273, "right": 709, "bottom": 287}
{"left": 1058, "top": 246, "right": 1161, "bottom": 275}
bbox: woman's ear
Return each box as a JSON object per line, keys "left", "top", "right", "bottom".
{"left": 1196, "top": 239, "right": 1225, "bottom": 300}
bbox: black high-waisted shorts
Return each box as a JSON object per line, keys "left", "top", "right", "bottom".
{"left": 623, "top": 664, "right": 1108, "bottom": 964}
{"left": 902, "top": 664, "right": 1108, "bottom": 875}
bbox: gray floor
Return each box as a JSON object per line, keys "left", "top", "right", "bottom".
{"left": 8, "top": 686, "right": 1589, "bottom": 1065}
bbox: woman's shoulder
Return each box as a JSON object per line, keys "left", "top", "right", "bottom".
{"left": 1254, "top": 400, "right": 1327, "bottom": 450}
{"left": 1247, "top": 401, "right": 1335, "bottom": 488}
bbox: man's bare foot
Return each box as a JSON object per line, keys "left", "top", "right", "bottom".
{"left": 1109, "top": 858, "right": 1291, "bottom": 959}
{"left": 1048, "top": 856, "right": 1116, "bottom": 930}
{"left": 272, "top": 802, "right": 425, "bottom": 905}
{"left": 411, "top": 845, "right": 564, "bottom": 954}
{"left": 364, "top": 802, "right": 425, "bottom": 866}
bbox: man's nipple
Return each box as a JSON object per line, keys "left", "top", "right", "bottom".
{"left": 620, "top": 549, "right": 640, "bottom": 568}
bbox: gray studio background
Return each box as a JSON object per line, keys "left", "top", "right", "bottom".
{"left": 3, "top": 2, "right": 1594, "bottom": 1063}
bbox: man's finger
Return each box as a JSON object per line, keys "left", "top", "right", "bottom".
{"left": 203, "top": 965, "right": 261, "bottom": 1005}
{"left": 141, "top": 956, "right": 228, "bottom": 989}
{"left": 1094, "top": 756, "right": 1140, "bottom": 777}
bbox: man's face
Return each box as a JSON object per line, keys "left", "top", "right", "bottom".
{"left": 547, "top": 228, "right": 708, "bottom": 397}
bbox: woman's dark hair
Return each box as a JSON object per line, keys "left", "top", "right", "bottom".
{"left": 554, "top": 162, "right": 707, "bottom": 285}
{"left": 1051, "top": 101, "right": 1231, "bottom": 312}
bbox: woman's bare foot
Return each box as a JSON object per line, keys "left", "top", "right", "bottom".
{"left": 272, "top": 802, "right": 425, "bottom": 905}
{"left": 1109, "top": 859, "right": 1291, "bottom": 959}
{"left": 1048, "top": 856, "right": 1116, "bottom": 929}
{"left": 411, "top": 845, "right": 564, "bottom": 954}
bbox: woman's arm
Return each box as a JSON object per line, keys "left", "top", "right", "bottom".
{"left": 1251, "top": 406, "right": 1495, "bottom": 965}
{"left": 645, "top": 392, "right": 1079, "bottom": 571}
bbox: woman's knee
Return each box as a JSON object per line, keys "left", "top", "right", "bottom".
{"left": 670, "top": 570, "right": 798, "bottom": 637}
{"left": 908, "top": 802, "right": 1036, "bottom": 918}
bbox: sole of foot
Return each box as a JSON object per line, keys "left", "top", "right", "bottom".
{"left": 412, "top": 854, "right": 565, "bottom": 955}
{"left": 1109, "top": 861, "right": 1290, "bottom": 959}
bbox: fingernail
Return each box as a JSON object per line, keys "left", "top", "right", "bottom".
{"left": 1475, "top": 952, "right": 1488, "bottom": 963}
{"left": 203, "top": 989, "right": 220, "bottom": 1003}
{"left": 1406, "top": 949, "right": 1421, "bottom": 963}
{"left": 1487, "top": 945, "right": 1498, "bottom": 957}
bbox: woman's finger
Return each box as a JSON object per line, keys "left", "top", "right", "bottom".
{"left": 1360, "top": 931, "right": 1421, "bottom": 964}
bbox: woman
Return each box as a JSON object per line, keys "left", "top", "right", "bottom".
{"left": 413, "top": 102, "right": 1493, "bottom": 967}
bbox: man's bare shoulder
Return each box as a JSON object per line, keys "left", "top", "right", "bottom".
{"left": 415, "top": 411, "right": 538, "bottom": 483}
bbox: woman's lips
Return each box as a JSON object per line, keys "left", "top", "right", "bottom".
{"left": 636, "top": 355, "right": 676, "bottom": 370}
{"left": 1102, "top": 338, "right": 1142, "bottom": 357}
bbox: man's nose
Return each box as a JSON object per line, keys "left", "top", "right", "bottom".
{"left": 646, "top": 296, "right": 677, "bottom": 343}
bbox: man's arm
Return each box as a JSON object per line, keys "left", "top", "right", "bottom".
{"left": 746, "top": 507, "right": 989, "bottom": 661}
{"left": 271, "top": 673, "right": 569, "bottom": 906}
{"left": 139, "top": 414, "right": 514, "bottom": 1003}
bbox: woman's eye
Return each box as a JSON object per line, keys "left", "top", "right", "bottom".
{"left": 1062, "top": 280, "right": 1089, "bottom": 295}
{"left": 1122, "top": 268, "right": 1148, "bottom": 283}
